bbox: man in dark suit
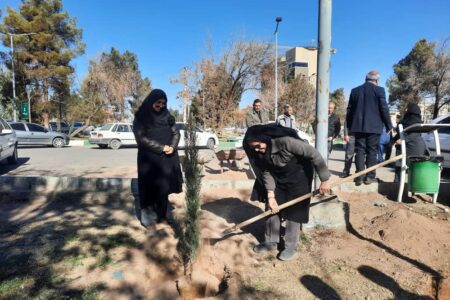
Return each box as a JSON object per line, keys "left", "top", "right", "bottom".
{"left": 346, "top": 71, "right": 393, "bottom": 185}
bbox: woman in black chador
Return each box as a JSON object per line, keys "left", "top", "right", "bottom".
{"left": 133, "top": 89, "right": 183, "bottom": 226}
{"left": 391, "top": 102, "right": 429, "bottom": 182}
{"left": 244, "top": 124, "right": 331, "bottom": 261}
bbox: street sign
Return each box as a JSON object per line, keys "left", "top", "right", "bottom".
{"left": 20, "top": 103, "right": 29, "bottom": 119}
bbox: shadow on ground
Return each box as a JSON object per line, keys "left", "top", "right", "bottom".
{"left": 0, "top": 157, "right": 30, "bottom": 176}
{"left": 0, "top": 180, "right": 173, "bottom": 299}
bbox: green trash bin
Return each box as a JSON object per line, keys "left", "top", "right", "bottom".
{"left": 408, "top": 156, "right": 443, "bottom": 193}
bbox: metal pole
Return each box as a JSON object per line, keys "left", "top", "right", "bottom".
{"left": 10, "top": 35, "right": 17, "bottom": 122}
{"left": 315, "top": 0, "right": 332, "bottom": 187}
{"left": 275, "top": 30, "right": 278, "bottom": 119}
{"left": 28, "top": 90, "right": 31, "bottom": 123}
{"left": 274, "top": 17, "right": 281, "bottom": 120}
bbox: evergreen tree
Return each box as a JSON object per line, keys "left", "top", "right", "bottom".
{"left": 177, "top": 115, "right": 201, "bottom": 278}
{"left": 0, "top": 0, "right": 85, "bottom": 125}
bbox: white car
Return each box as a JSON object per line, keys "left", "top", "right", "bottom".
{"left": 89, "top": 123, "right": 135, "bottom": 150}
{"left": 422, "top": 114, "right": 450, "bottom": 168}
{"left": 267, "top": 121, "right": 313, "bottom": 145}
{"left": 0, "top": 117, "right": 18, "bottom": 164}
{"left": 89, "top": 122, "right": 219, "bottom": 150}
{"left": 176, "top": 122, "right": 219, "bottom": 149}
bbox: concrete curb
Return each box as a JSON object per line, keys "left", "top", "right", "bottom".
{"left": 0, "top": 176, "right": 255, "bottom": 194}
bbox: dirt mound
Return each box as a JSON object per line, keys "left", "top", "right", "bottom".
{"left": 357, "top": 206, "right": 450, "bottom": 275}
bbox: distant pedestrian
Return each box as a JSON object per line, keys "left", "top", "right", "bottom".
{"left": 346, "top": 71, "right": 393, "bottom": 185}
{"left": 340, "top": 121, "right": 355, "bottom": 178}
{"left": 133, "top": 89, "right": 183, "bottom": 227}
{"left": 276, "top": 104, "right": 297, "bottom": 129}
{"left": 245, "top": 99, "right": 270, "bottom": 128}
{"left": 378, "top": 129, "right": 390, "bottom": 163}
{"left": 328, "top": 102, "right": 341, "bottom": 155}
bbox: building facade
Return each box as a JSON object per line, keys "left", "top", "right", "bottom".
{"left": 285, "top": 46, "right": 318, "bottom": 87}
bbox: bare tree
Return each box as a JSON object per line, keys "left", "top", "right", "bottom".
{"left": 281, "top": 76, "right": 316, "bottom": 130}
{"left": 173, "top": 37, "right": 272, "bottom": 133}
{"left": 428, "top": 39, "right": 450, "bottom": 118}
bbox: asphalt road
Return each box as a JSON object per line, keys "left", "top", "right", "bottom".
{"left": 1, "top": 145, "right": 448, "bottom": 182}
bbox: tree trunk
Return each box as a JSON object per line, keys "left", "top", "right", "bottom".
{"left": 432, "top": 86, "right": 440, "bottom": 119}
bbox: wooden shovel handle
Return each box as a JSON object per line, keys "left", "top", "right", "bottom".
{"left": 222, "top": 154, "right": 404, "bottom": 235}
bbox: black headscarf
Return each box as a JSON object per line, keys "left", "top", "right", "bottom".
{"left": 135, "top": 89, "right": 175, "bottom": 128}
{"left": 401, "top": 103, "right": 423, "bottom": 128}
{"left": 243, "top": 124, "right": 301, "bottom": 164}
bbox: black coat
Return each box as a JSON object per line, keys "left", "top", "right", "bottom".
{"left": 133, "top": 89, "right": 183, "bottom": 213}
{"left": 244, "top": 125, "right": 330, "bottom": 223}
{"left": 328, "top": 113, "right": 341, "bottom": 138}
{"left": 393, "top": 103, "right": 429, "bottom": 166}
{"left": 346, "top": 82, "right": 393, "bottom": 134}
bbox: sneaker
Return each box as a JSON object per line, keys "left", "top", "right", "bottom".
{"left": 141, "top": 207, "right": 158, "bottom": 227}
{"left": 364, "top": 177, "right": 377, "bottom": 185}
{"left": 253, "top": 242, "right": 277, "bottom": 254}
{"left": 278, "top": 249, "right": 297, "bottom": 261}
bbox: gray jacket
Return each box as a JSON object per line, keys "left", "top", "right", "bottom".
{"left": 245, "top": 109, "right": 270, "bottom": 128}
{"left": 261, "top": 136, "right": 331, "bottom": 191}
{"left": 276, "top": 114, "right": 297, "bottom": 129}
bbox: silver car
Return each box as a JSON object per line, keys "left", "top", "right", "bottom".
{"left": 422, "top": 114, "right": 450, "bottom": 168}
{"left": 9, "top": 122, "right": 70, "bottom": 148}
{"left": 0, "top": 118, "right": 18, "bottom": 164}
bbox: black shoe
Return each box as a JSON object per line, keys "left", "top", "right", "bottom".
{"left": 364, "top": 177, "right": 377, "bottom": 185}
{"left": 354, "top": 178, "right": 363, "bottom": 186}
{"left": 253, "top": 242, "right": 277, "bottom": 254}
{"left": 340, "top": 172, "right": 349, "bottom": 178}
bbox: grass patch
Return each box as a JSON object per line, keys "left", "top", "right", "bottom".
{"left": 81, "top": 284, "right": 105, "bottom": 300}
{"left": 65, "top": 233, "right": 81, "bottom": 243}
{"left": 89, "top": 255, "right": 115, "bottom": 270}
{"left": 98, "top": 232, "right": 139, "bottom": 251}
{"left": 0, "top": 276, "right": 31, "bottom": 298}
{"left": 63, "top": 253, "right": 88, "bottom": 269}
{"left": 240, "top": 280, "right": 272, "bottom": 295}
{"left": 300, "top": 231, "right": 311, "bottom": 245}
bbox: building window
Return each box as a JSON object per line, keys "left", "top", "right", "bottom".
{"left": 289, "top": 62, "right": 308, "bottom": 68}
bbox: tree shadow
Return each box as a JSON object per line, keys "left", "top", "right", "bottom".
{"left": 0, "top": 179, "right": 147, "bottom": 299}
{"left": 0, "top": 157, "right": 30, "bottom": 175}
{"left": 300, "top": 275, "right": 341, "bottom": 300}
{"left": 357, "top": 265, "right": 433, "bottom": 299}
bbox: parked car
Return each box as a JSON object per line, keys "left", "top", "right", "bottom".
{"left": 89, "top": 122, "right": 219, "bottom": 150}
{"left": 49, "top": 121, "right": 70, "bottom": 133}
{"left": 176, "top": 122, "right": 219, "bottom": 149}
{"left": 266, "top": 121, "right": 313, "bottom": 145}
{"left": 422, "top": 114, "right": 450, "bottom": 168}
{"left": 0, "top": 117, "right": 18, "bottom": 164}
{"left": 69, "top": 122, "right": 96, "bottom": 137}
{"left": 9, "top": 122, "right": 70, "bottom": 148}
{"left": 89, "top": 123, "right": 135, "bottom": 150}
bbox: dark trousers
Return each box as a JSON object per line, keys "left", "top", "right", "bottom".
{"left": 354, "top": 133, "right": 380, "bottom": 180}
{"left": 343, "top": 135, "right": 355, "bottom": 174}
{"left": 265, "top": 214, "right": 300, "bottom": 251}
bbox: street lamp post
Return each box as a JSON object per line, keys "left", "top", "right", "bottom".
{"left": 0, "top": 32, "right": 36, "bottom": 122}
{"left": 274, "top": 16, "right": 282, "bottom": 119}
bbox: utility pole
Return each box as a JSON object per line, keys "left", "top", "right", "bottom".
{"left": 0, "top": 32, "right": 37, "bottom": 122}
{"left": 274, "top": 17, "right": 282, "bottom": 119}
{"left": 315, "top": 0, "right": 332, "bottom": 187}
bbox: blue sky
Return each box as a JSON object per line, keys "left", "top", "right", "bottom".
{"left": 1, "top": 0, "right": 449, "bottom": 111}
